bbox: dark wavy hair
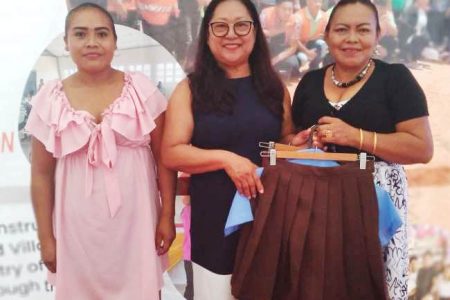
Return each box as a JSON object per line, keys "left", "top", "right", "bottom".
{"left": 65, "top": 3, "right": 118, "bottom": 41}
{"left": 325, "top": 0, "right": 381, "bottom": 34}
{"left": 188, "top": 0, "right": 284, "bottom": 117}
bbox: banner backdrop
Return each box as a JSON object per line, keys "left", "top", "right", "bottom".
{"left": 0, "top": 2, "right": 64, "bottom": 299}
{"left": 1, "top": 1, "right": 450, "bottom": 300}
{"left": 0, "top": 1, "right": 185, "bottom": 299}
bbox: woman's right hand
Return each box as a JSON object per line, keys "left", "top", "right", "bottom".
{"left": 40, "top": 236, "right": 57, "bottom": 273}
{"left": 224, "top": 153, "right": 263, "bottom": 199}
{"left": 290, "top": 127, "right": 326, "bottom": 149}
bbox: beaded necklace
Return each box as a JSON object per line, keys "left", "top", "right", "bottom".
{"left": 331, "top": 59, "right": 372, "bottom": 88}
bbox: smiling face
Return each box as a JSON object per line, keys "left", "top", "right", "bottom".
{"left": 325, "top": 3, "right": 379, "bottom": 70}
{"left": 64, "top": 7, "right": 116, "bottom": 74}
{"left": 207, "top": 0, "right": 256, "bottom": 74}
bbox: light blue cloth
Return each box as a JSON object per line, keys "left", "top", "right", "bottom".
{"left": 224, "top": 149, "right": 402, "bottom": 247}
{"left": 224, "top": 168, "right": 264, "bottom": 237}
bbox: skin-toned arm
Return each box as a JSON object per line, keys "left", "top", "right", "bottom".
{"left": 316, "top": 116, "right": 433, "bottom": 164}
{"left": 290, "top": 15, "right": 317, "bottom": 61}
{"left": 264, "top": 26, "right": 288, "bottom": 38}
{"left": 281, "top": 85, "right": 319, "bottom": 147}
{"left": 271, "top": 41, "right": 298, "bottom": 66}
{"left": 30, "top": 138, "right": 57, "bottom": 273}
{"left": 385, "top": 12, "right": 398, "bottom": 36}
{"left": 270, "top": 17, "right": 302, "bottom": 65}
{"left": 161, "top": 79, "right": 264, "bottom": 199}
{"left": 260, "top": 9, "right": 286, "bottom": 38}
{"left": 151, "top": 113, "right": 177, "bottom": 255}
{"left": 380, "top": 9, "right": 398, "bottom": 37}
{"left": 297, "top": 40, "right": 317, "bottom": 60}
{"left": 279, "top": 85, "right": 312, "bottom": 146}
{"left": 279, "top": 85, "right": 295, "bottom": 143}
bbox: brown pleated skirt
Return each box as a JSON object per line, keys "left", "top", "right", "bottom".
{"left": 231, "top": 160, "right": 387, "bottom": 300}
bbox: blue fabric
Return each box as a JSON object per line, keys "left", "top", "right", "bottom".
{"left": 224, "top": 168, "right": 264, "bottom": 237}
{"left": 376, "top": 186, "right": 403, "bottom": 246}
{"left": 224, "top": 149, "right": 402, "bottom": 247}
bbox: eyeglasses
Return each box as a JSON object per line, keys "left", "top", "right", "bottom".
{"left": 209, "top": 21, "right": 254, "bottom": 37}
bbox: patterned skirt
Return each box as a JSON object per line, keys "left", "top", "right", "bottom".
{"left": 374, "top": 162, "right": 409, "bottom": 300}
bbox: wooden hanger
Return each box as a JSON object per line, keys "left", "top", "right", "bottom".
{"left": 259, "top": 141, "right": 373, "bottom": 169}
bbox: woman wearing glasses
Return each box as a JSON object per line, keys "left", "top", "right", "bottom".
{"left": 161, "top": 0, "right": 308, "bottom": 298}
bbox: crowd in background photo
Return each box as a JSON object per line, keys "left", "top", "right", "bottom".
{"left": 258, "top": 0, "right": 450, "bottom": 79}
{"left": 408, "top": 225, "right": 450, "bottom": 300}
{"left": 67, "top": 0, "right": 450, "bottom": 78}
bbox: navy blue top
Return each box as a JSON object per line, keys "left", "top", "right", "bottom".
{"left": 190, "top": 76, "right": 281, "bottom": 274}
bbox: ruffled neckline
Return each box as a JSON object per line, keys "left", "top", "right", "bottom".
{"left": 26, "top": 71, "right": 166, "bottom": 158}
{"left": 54, "top": 72, "right": 133, "bottom": 125}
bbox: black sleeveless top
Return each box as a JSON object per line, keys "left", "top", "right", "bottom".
{"left": 190, "top": 76, "right": 281, "bottom": 274}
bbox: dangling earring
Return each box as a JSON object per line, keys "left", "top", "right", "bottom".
{"left": 374, "top": 45, "right": 380, "bottom": 57}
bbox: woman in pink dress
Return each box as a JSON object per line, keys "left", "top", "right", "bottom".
{"left": 26, "top": 3, "right": 176, "bottom": 299}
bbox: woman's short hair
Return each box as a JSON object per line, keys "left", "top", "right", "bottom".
{"left": 325, "top": 0, "right": 381, "bottom": 34}
{"left": 65, "top": 3, "right": 117, "bottom": 41}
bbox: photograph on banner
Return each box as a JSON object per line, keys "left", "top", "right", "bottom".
{"left": 66, "top": 0, "right": 209, "bottom": 70}
{"left": 18, "top": 24, "right": 184, "bottom": 161}
{"left": 10, "top": 22, "right": 186, "bottom": 299}
{"left": 65, "top": 0, "right": 450, "bottom": 80}
{"left": 3, "top": 0, "right": 450, "bottom": 299}
{"left": 0, "top": 203, "right": 55, "bottom": 299}
{"left": 408, "top": 224, "right": 450, "bottom": 300}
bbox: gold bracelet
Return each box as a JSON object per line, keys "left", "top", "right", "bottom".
{"left": 359, "top": 128, "right": 364, "bottom": 150}
{"left": 372, "top": 132, "right": 377, "bottom": 154}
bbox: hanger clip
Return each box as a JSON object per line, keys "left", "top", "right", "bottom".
{"left": 260, "top": 150, "right": 270, "bottom": 158}
{"left": 359, "top": 152, "right": 367, "bottom": 169}
{"left": 269, "top": 149, "right": 277, "bottom": 166}
{"left": 259, "top": 141, "right": 275, "bottom": 150}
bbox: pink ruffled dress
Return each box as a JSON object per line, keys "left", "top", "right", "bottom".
{"left": 25, "top": 72, "right": 166, "bottom": 300}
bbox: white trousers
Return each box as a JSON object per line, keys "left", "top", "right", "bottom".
{"left": 192, "top": 262, "right": 237, "bottom": 300}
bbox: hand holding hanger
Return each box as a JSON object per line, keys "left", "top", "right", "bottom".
{"left": 317, "top": 116, "right": 360, "bottom": 148}
{"left": 289, "top": 126, "right": 325, "bottom": 149}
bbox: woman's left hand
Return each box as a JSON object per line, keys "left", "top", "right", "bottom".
{"left": 155, "top": 214, "right": 176, "bottom": 255}
{"left": 317, "top": 116, "right": 359, "bottom": 147}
